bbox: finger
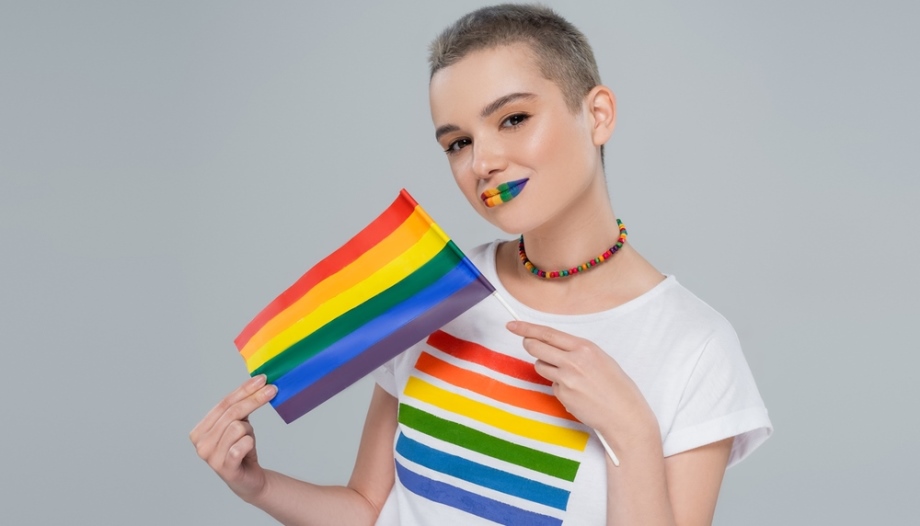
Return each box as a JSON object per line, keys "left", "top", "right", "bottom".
{"left": 209, "top": 384, "right": 277, "bottom": 444}
{"left": 506, "top": 321, "right": 587, "bottom": 353}
{"left": 224, "top": 435, "right": 256, "bottom": 475}
{"left": 191, "top": 375, "right": 266, "bottom": 444}
{"left": 521, "top": 336, "right": 569, "bottom": 365}
{"left": 213, "top": 419, "right": 255, "bottom": 473}
{"left": 196, "top": 384, "right": 275, "bottom": 462}
{"left": 195, "top": 385, "right": 278, "bottom": 467}
{"left": 193, "top": 375, "right": 266, "bottom": 440}
{"left": 532, "top": 358, "right": 560, "bottom": 383}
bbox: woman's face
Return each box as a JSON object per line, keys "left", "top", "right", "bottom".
{"left": 429, "top": 43, "right": 606, "bottom": 235}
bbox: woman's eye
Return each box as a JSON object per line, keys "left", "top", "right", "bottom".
{"left": 445, "top": 138, "right": 471, "bottom": 154}
{"left": 502, "top": 113, "right": 529, "bottom": 128}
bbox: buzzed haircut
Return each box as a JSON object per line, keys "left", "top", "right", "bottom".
{"left": 428, "top": 4, "right": 602, "bottom": 113}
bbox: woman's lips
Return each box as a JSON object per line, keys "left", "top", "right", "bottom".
{"left": 480, "top": 178, "right": 529, "bottom": 208}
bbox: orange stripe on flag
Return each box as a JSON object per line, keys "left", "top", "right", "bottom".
{"left": 235, "top": 191, "right": 418, "bottom": 350}
{"left": 240, "top": 207, "right": 433, "bottom": 360}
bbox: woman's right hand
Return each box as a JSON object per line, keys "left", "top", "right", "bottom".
{"left": 189, "top": 374, "right": 278, "bottom": 502}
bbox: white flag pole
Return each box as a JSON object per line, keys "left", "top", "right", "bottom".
{"left": 490, "top": 291, "right": 620, "bottom": 467}
{"left": 491, "top": 291, "right": 521, "bottom": 321}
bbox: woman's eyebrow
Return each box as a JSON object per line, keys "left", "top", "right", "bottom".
{"left": 434, "top": 92, "right": 537, "bottom": 141}
{"left": 435, "top": 124, "right": 460, "bottom": 141}
{"left": 480, "top": 92, "right": 536, "bottom": 119}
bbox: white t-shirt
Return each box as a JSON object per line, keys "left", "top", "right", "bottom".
{"left": 372, "top": 240, "right": 772, "bottom": 525}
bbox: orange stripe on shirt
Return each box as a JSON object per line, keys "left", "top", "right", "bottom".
{"left": 414, "top": 352, "right": 576, "bottom": 422}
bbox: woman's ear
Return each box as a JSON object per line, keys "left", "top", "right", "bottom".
{"left": 585, "top": 85, "right": 616, "bottom": 147}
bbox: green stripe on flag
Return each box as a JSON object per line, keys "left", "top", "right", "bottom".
{"left": 254, "top": 244, "right": 461, "bottom": 382}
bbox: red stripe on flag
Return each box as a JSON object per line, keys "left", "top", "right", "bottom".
{"left": 426, "top": 330, "right": 551, "bottom": 386}
{"left": 235, "top": 190, "right": 419, "bottom": 350}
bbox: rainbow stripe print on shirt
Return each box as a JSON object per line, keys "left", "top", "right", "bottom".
{"left": 396, "top": 330, "right": 589, "bottom": 525}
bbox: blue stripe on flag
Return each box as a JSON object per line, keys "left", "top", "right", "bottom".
{"left": 271, "top": 262, "right": 479, "bottom": 405}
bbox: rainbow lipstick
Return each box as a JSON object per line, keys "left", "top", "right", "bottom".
{"left": 480, "top": 178, "right": 529, "bottom": 208}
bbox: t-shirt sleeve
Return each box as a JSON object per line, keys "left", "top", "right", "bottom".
{"left": 662, "top": 324, "right": 773, "bottom": 468}
{"left": 371, "top": 356, "right": 398, "bottom": 397}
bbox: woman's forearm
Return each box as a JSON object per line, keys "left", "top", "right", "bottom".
{"left": 246, "top": 469, "right": 380, "bottom": 526}
{"left": 604, "top": 428, "right": 676, "bottom": 526}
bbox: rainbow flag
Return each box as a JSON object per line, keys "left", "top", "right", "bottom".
{"left": 234, "top": 189, "right": 495, "bottom": 423}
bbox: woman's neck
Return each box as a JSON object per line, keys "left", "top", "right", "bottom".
{"left": 517, "top": 175, "right": 621, "bottom": 272}
{"left": 495, "top": 176, "right": 665, "bottom": 314}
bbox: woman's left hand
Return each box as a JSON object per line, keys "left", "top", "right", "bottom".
{"left": 506, "top": 320, "right": 659, "bottom": 448}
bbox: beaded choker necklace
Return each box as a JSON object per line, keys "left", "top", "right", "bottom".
{"left": 519, "top": 219, "right": 627, "bottom": 278}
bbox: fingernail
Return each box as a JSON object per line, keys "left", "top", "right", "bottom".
{"left": 251, "top": 374, "right": 266, "bottom": 386}
{"left": 506, "top": 321, "right": 518, "bottom": 330}
{"left": 263, "top": 384, "right": 277, "bottom": 399}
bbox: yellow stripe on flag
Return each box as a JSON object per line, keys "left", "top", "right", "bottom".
{"left": 245, "top": 227, "right": 448, "bottom": 371}
{"left": 414, "top": 206, "right": 452, "bottom": 245}
{"left": 403, "top": 376, "right": 589, "bottom": 451}
{"left": 241, "top": 207, "right": 432, "bottom": 360}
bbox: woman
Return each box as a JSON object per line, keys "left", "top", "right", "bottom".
{"left": 190, "top": 5, "right": 772, "bottom": 525}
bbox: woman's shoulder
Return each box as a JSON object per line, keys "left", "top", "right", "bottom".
{"left": 657, "top": 278, "right": 735, "bottom": 329}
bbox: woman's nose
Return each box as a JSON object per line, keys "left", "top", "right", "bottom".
{"left": 471, "top": 139, "right": 507, "bottom": 179}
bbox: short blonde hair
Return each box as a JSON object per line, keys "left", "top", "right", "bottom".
{"left": 428, "top": 4, "right": 601, "bottom": 112}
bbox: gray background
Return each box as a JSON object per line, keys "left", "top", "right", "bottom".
{"left": 1, "top": 0, "right": 917, "bottom": 524}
